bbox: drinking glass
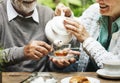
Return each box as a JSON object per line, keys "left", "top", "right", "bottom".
{"left": 49, "top": 44, "right": 72, "bottom": 59}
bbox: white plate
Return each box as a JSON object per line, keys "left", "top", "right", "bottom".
{"left": 61, "top": 76, "right": 100, "bottom": 83}
{"left": 96, "top": 69, "right": 120, "bottom": 79}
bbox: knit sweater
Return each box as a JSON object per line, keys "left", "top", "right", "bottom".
{"left": 78, "top": 3, "right": 120, "bottom": 71}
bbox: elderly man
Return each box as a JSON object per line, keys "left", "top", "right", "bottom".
{"left": 0, "top": 0, "right": 79, "bottom": 72}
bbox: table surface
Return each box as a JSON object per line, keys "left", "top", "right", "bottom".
{"left": 2, "top": 72, "right": 120, "bottom": 83}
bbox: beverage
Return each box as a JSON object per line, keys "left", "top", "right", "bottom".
{"left": 48, "top": 44, "right": 71, "bottom": 59}
{"left": 54, "top": 50, "right": 68, "bottom": 56}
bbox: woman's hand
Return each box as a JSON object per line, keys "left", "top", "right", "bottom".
{"left": 64, "top": 18, "right": 90, "bottom": 43}
{"left": 55, "top": 3, "right": 72, "bottom": 17}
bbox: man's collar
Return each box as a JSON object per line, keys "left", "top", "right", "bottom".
{"left": 7, "top": 0, "right": 39, "bottom": 23}
{"left": 7, "top": 0, "right": 18, "bottom": 21}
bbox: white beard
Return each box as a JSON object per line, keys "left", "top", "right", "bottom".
{"left": 11, "top": 0, "right": 37, "bottom": 14}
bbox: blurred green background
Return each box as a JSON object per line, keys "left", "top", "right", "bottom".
{"left": 38, "top": 0, "right": 95, "bottom": 17}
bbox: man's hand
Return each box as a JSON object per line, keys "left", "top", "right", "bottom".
{"left": 55, "top": 3, "right": 72, "bottom": 17}
{"left": 24, "top": 41, "right": 52, "bottom": 60}
{"left": 50, "top": 50, "right": 80, "bottom": 68}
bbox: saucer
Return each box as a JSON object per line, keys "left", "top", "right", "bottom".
{"left": 96, "top": 69, "right": 120, "bottom": 79}
{"left": 48, "top": 54, "right": 74, "bottom": 60}
{"left": 61, "top": 76, "right": 100, "bottom": 83}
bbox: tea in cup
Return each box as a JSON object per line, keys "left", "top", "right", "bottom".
{"left": 49, "top": 44, "right": 73, "bottom": 59}
{"left": 103, "top": 60, "right": 120, "bottom": 75}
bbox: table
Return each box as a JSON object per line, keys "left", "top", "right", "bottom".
{"left": 2, "top": 72, "right": 120, "bottom": 83}
{"left": 0, "top": 72, "right": 1, "bottom": 83}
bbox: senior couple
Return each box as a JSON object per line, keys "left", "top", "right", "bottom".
{"left": 0, "top": 0, "right": 120, "bottom": 72}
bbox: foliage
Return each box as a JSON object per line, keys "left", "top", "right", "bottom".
{"left": 38, "top": 0, "right": 56, "bottom": 9}
{"left": 38, "top": 0, "right": 95, "bottom": 17}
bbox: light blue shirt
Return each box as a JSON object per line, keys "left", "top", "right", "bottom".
{"left": 98, "top": 16, "right": 119, "bottom": 50}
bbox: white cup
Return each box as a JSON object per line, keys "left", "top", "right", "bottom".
{"left": 103, "top": 60, "right": 120, "bottom": 75}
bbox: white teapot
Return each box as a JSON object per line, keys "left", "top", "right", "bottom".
{"left": 45, "top": 12, "right": 73, "bottom": 46}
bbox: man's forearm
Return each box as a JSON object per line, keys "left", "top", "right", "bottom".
{"left": 0, "top": 47, "right": 27, "bottom": 67}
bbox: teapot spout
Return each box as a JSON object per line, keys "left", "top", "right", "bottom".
{"left": 53, "top": 40, "right": 64, "bottom": 47}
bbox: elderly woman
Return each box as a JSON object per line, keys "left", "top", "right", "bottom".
{"left": 59, "top": 0, "right": 120, "bottom": 71}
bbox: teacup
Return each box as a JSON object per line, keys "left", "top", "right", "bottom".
{"left": 103, "top": 60, "right": 120, "bottom": 75}
{"left": 49, "top": 44, "right": 74, "bottom": 59}
{"left": 53, "top": 44, "right": 71, "bottom": 56}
